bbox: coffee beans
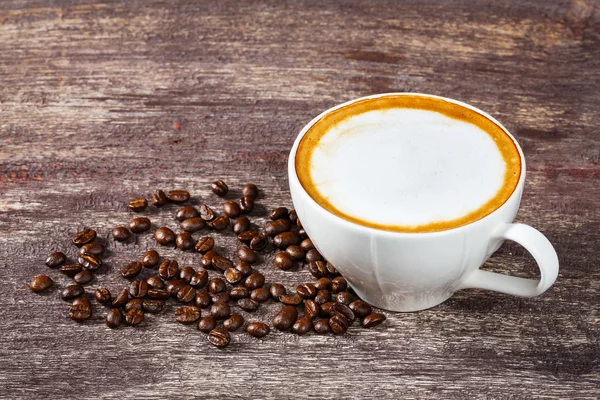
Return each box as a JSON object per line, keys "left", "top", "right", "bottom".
{"left": 279, "top": 294, "right": 302, "bottom": 306}
{"left": 208, "top": 328, "right": 231, "bottom": 348}
{"left": 224, "top": 268, "right": 243, "bottom": 285}
{"left": 79, "top": 254, "right": 102, "bottom": 271}
{"left": 190, "top": 271, "right": 209, "bottom": 288}
{"left": 362, "top": 313, "right": 386, "bottom": 328}
{"left": 125, "top": 309, "right": 144, "bottom": 325}
{"left": 129, "top": 279, "right": 149, "bottom": 298}
{"left": 288, "top": 209, "right": 298, "bottom": 223}
{"left": 235, "top": 261, "right": 253, "bottom": 276}
{"left": 142, "top": 299, "right": 165, "bottom": 313}
{"left": 129, "top": 197, "right": 148, "bottom": 212}
{"left": 223, "top": 201, "right": 241, "bottom": 218}
{"left": 158, "top": 259, "right": 179, "bottom": 280}
{"left": 70, "top": 298, "right": 92, "bottom": 322}
{"left": 60, "top": 263, "right": 82, "bottom": 277}
{"left": 147, "top": 288, "right": 169, "bottom": 300}
{"left": 249, "top": 233, "right": 268, "bottom": 251}
{"left": 238, "top": 229, "right": 259, "bottom": 244}
{"left": 79, "top": 242, "right": 105, "bottom": 257}
{"left": 331, "top": 277, "right": 347, "bottom": 293}
{"left": 293, "top": 317, "right": 313, "bottom": 335}
{"left": 315, "top": 290, "right": 331, "bottom": 305}
{"left": 112, "top": 289, "right": 129, "bottom": 308}
{"left": 129, "top": 217, "right": 151, "bottom": 233}
{"left": 121, "top": 261, "right": 142, "bottom": 279}
{"left": 208, "top": 216, "right": 229, "bottom": 231}
{"left": 212, "top": 255, "right": 234, "bottom": 272}
{"left": 94, "top": 288, "right": 111, "bottom": 304}
{"left": 245, "top": 273, "right": 265, "bottom": 290}
{"left": 177, "top": 285, "right": 197, "bottom": 303}
{"left": 29, "top": 275, "right": 53, "bottom": 293}
{"left": 176, "top": 306, "right": 202, "bottom": 324}
{"left": 46, "top": 252, "right": 66, "bottom": 268}
{"left": 237, "top": 246, "right": 258, "bottom": 264}
{"left": 146, "top": 276, "right": 165, "bottom": 289}
{"left": 106, "top": 308, "right": 123, "bottom": 329}
{"left": 308, "top": 261, "right": 327, "bottom": 278}
{"left": 200, "top": 205, "right": 216, "bottom": 221}
{"left": 245, "top": 322, "right": 270, "bottom": 338}
{"left": 296, "top": 283, "right": 317, "bottom": 299}
{"left": 176, "top": 232, "right": 195, "bottom": 250}
{"left": 274, "top": 252, "right": 293, "bottom": 271}
{"left": 167, "top": 279, "right": 186, "bottom": 296}
{"left": 285, "top": 245, "right": 305, "bottom": 261}
{"left": 61, "top": 284, "right": 84, "bottom": 301}
{"left": 74, "top": 270, "right": 94, "bottom": 285}
{"left": 195, "top": 236, "right": 214, "bottom": 253}
{"left": 167, "top": 189, "right": 190, "bottom": 203}
{"left": 314, "top": 318, "right": 331, "bottom": 334}
{"left": 336, "top": 291, "right": 354, "bottom": 305}
{"left": 331, "top": 303, "right": 356, "bottom": 325}
{"left": 142, "top": 250, "right": 161, "bottom": 268}
{"left": 239, "top": 196, "right": 254, "bottom": 213}
{"left": 198, "top": 316, "right": 217, "bottom": 333}
{"left": 181, "top": 217, "right": 206, "bottom": 233}
{"left": 320, "top": 302, "right": 334, "bottom": 317}
{"left": 315, "top": 277, "right": 332, "bottom": 291}
{"left": 273, "top": 306, "right": 298, "bottom": 331}
{"left": 210, "top": 301, "right": 231, "bottom": 319}
{"left": 152, "top": 189, "right": 168, "bottom": 207}
{"left": 195, "top": 291, "right": 212, "bottom": 308}
{"left": 72, "top": 228, "right": 96, "bottom": 246}
{"left": 269, "top": 283, "right": 286, "bottom": 300}
{"left": 200, "top": 250, "right": 217, "bottom": 268}
{"left": 304, "top": 299, "right": 320, "bottom": 319}
{"left": 229, "top": 286, "right": 249, "bottom": 300}
{"left": 269, "top": 207, "right": 288, "bottom": 220}
{"left": 125, "top": 299, "right": 143, "bottom": 312}
{"left": 329, "top": 314, "right": 349, "bottom": 335}
{"left": 155, "top": 227, "right": 175, "bottom": 245}
{"left": 238, "top": 298, "right": 259, "bottom": 312}
{"left": 305, "top": 249, "right": 322, "bottom": 263}
{"left": 273, "top": 231, "right": 300, "bottom": 249}
{"left": 233, "top": 217, "right": 250, "bottom": 235}
{"left": 208, "top": 277, "right": 226, "bottom": 294}
{"left": 224, "top": 314, "right": 244, "bottom": 332}
{"left": 211, "top": 180, "right": 229, "bottom": 197}
{"left": 300, "top": 238, "right": 314, "bottom": 251}
{"left": 264, "top": 218, "right": 291, "bottom": 237}
{"left": 250, "top": 288, "right": 270, "bottom": 303}
{"left": 176, "top": 206, "right": 199, "bottom": 222}
{"left": 242, "top": 183, "right": 258, "bottom": 199}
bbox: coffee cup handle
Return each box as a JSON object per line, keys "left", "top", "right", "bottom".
{"left": 456, "top": 223, "right": 559, "bottom": 297}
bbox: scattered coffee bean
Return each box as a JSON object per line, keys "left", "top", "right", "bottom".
{"left": 279, "top": 294, "right": 302, "bottom": 306}
{"left": 125, "top": 298, "right": 143, "bottom": 312}
{"left": 285, "top": 245, "right": 305, "bottom": 261}
{"left": 208, "top": 277, "right": 226, "bottom": 294}
{"left": 211, "top": 292, "right": 230, "bottom": 303}
{"left": 273, "top": 231, "right": 301, "bottom": 249}
{"left": 200, "top": 205, "right": 216, "bottom": 221}
{"left": 224, "top": 268, "right": 243, "bottom": 285}
{"left": 176, "top": 206, "right": 199, "bottom": 222}
{"left": 238, "top": 298, "right": 259, "bottom": 312}
{"left": 315, "top": 290, "right": 331, "bottom": 305}
{"left": 229, "top": 286, "right": 249, "bottom": 300}
{"left": 293, "top": 317, "right": 313, "bottom": 335}
{"left": 362, "top": 313, "right": 386, "bottom": 328}
{"left": 264, "top": 218, "right": 291, "bottom": 237}
{"left": 74, "top": 270, "right": 94, "bottom": 285}
{"left": 60, "top": 263, "right": 82, "bottom": 277}
{"left": 208, "top": 328, "right": 231, "bottom": 348}
{"left": 177, "top": 285, "right": 197, "bottom": 303}
{"left": 297, "top": 219, "right": 303, "bottom": 228}
{"left": 179, "top": 266, "right": 196, "bottom": 283}
{"left": 249, "top": 233, "right": 268, "bottom": 251}
{"left": 239, "top": 196, "right": 254, "bottom": 214}
{"left": 212, "top": 255, "right": 233, "bottom": 272}
{"left": 237, "top": 246, "right": 258, "bottom": 264}
{"left": 349, "top": 300, "right": 372, "bottom": 318}
{"left": 70, "top": 298, "right": 92, "bottom": 322}
{"left": 336, "top": 291, "right": 354, "bottom": 305}
{"left": 140, "top": 250, "right": 160, "bottom": 269}
{"left": 146, "top": 275, "right": 165, "bottom": 289}
{"left": 46, "top": 251, "right": 66, "bottom": 268}
{"left": 320, "top": 301, "right": 335, "bottom": 317}
{"left": 158, "top": 259, "right": 179, "bottom": 280}
{"left": 190, "top": 270, "right": 209, "bottom": 288}
{"left": 332, "top": 276, "right": 348, "bottom": 293}
{"left": 152, "top": 189, "right": 168, "bottom": 207}
{"left": 181, "top": 217, "right": 206, "bottom": 233}
{"left": 329, "top": 313, "right": 349, "bottom": 335}
{"left": 273, "top": 305, "right": 298, "bottom": 331}
{"left": 208, "top": 216, "right": 229, "bottom": 231}
{"left": 269, "top": 207, "right": 288, "bottom": 221}
{"left": 232, "top": 216, "right": 250, "bottom": 235}
{"left": 94, "top": 288, "right": 112, "bottom": 304}
{"left": 112, "top": 289, "right": 129, "bottom": 308}
{"left": 195, "top": 236, "right": 215, "bottom": 253}
{"left": 121, "top": 261, "right": 142, "bottom": 279}
{"left": 313, "top": 318, "right": 331, "bottom": 334}
{"left": 297, "top": 283, "right": 317, "bottom": 299}
{"left": 200, "top": 250, "right": 218, "bottom": 268}
{"left": 167, "top": 279, "right": 186, "bottom": 296}
{"left": 125, "top": 308, "right": 144, "bottom": 325}
{"left": 176, "top": 306, "right": 202, "bottom": 324}
{"left": 175, "top": 232, "right": 195, "bottom": 250}
{"left": 298, "top": 228, "right": 308, "bottom": 239}
{"left": 223, "top": 201, "right": 241, "bottom": 218}
{"left": 245, "top": 273, "right": 265, "bottom": 290}
{"left": 129, "top": 197, "right": 148, "bottom": 212}
{"left": 250, "top": 288, "right": 270, "bottom": 303}
{"left": 72, "top": 228, "right": 97, "bottom": 246}
{"left": 304, "top": 299, "right": 320, "bottom": 319}
{"left": 195, "top": 291, "right": 212, "bottom": 308}
{"left": 211, "top": 180, "right": 229, "bottom": 197}
{"left": 129, "top": 279, "right": 149, "bottom": 298}
{"left": 79, "top": 242, "right": 105, "bottom": 257}
{"left": 305, "top": 249, "right": 322, "bottom": 263}
{"left": 238, "top": 229, "right": 259, "bottom": 244}
{"left": 288, "top": 209, "right": 298, "bottom": 223}
{"left": 314, "top": 277, "right": 332, "bottom": 291}
{"left": 308, "top": 261, "right": 327, "bottom": 278}
{"left": 242, "top": 183, "right": 258, "bottom": 200}
{"left": 147, "top": 289, "right": 170, "bottom": 300}
{"left": 154, "top": 227, "right": 175, "bottom": 245}
{"left": 167, "top": 189, "right": 190, "bottom": 203}
{"left": 61, "top": 284, "right": 84, "bottom": 301}
{"left": 325, "top": 262, "right": 339, "bottom": 276}
{"left": 106, "top": 308, "right": 123, "bottom": 329}
{"left": 224, "top": 313, "right": 244, "bottom": 332}
{"left": 29, "top": 275, "right": 53, "bottom": 293}
{"left": 245, "top": 321, "right": 270, "bottom": 338}
{"left": 274, "top": 252, "right": 293, "bottom": 271}
{"left": 210, "top": 301, "right": 231, "bottom": 319}
{"left": 198, "top": 316, "right": 217, "bottom": 333}
{"left": 79, "top": 254, "right": 102, "bottom": 271}
{"left": 300, "top": 238, "right": 314, "bottom": 251}
{"left": 331, "top": 303, "right": 356, "bottom": 325}
{"left": 235, "top": 261, "right": 253, "bottom": 276}
{"left": 129, "top": 217, "right": 151, "bottom": 233}
{"left": 269, "top": 283, "right": 286, "bottom": 300}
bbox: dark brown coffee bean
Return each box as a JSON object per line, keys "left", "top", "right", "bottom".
{"left": 129, "top": 279, "right": 148, "bottom": 298}
{"left": 224, "top": 268, "right": 243, "bottom": 285}
{"left": 349, "top": 300, "right": 372, "bottom": 318}
{"left": 179, "top": 266, "right": 196, "bottom": 283}
{"left": 211, "top": 291, "right": 230, "bottom": 303}
{"left": 195, "top": 290, "right": 212, "bottom": 308}
{"left": 146, "top": 276, "right": 165, "bottom": 289}
{"left": 211, "top": 256, "right": 233, "bottom": 273}
{"left": 264, "top": 218, "right": 291, "bottom": 237}
{"left": 69, "top": 298, "right": 92, "bottom": 322}
{"left": 176, "top": 306, "right": 201, "bottom": 324}
{"left": 250, "top": 288, "right": 270, "bottom": 303}
{"left": 129, "top": 197, "right": 148, "bottom": 212}
{"left": 208, "top": 277, "right": 226, "bottom": 294}
{"left": 308, "top": 261, "right": 327, "bottom": 278}
{"left": 200, "top": 250, "right": 218, "bottom": 268}
{"left": 238, "top": 298, "right": 259, "bottom": 312}
{"left": 147, "top": 289, "right": 169, "bottom": 300}
{"left": 238, "top": 229, "right": 259, "bottom": 244}
{"left": 195, "top": 236, "right": 215, "bottom": 253}
{"left": 273, "top": 231, "right": 301, "bottom": 249}
{"left": 298, "top": 228, "right": 308, "bottom": 239}
{"left": 73, "top": 270, "right": 94, "bottom": 285}
{"left": 288, "top": 209, "right": 298, "bottom": 223}
{"left": 273, "top": 305, "right": 298, "bottom": 331}
{"left": 112, "top": 289, "right": 129, "bottom": 308}
{"left": 200, "top": 205, "right": 216, "bottom": 221}
{"left": 79, "top": 242, "right": 105, "bottom": 257}
{"left": 332, "top": 276, "right": 348, "bottom": 293}
{"left": 242, "top": 183, "right": 258, "bottom": 200}
{"left": 293, "top": 316, "right": 313, "bottom": 335}
{"left": 125, "top": 308, "right": 144, "bottom": 325}
{"left": 235, "top": 261, "right": 253, "bottom": 276}
{"left": 61, "top": 284, "right": 83, "bottom": 300}
{"left": 208, "top": 328, "right": 231, "bottom": 348}
{"left": 208, "top": 216, "right": 229, "bottom": 231}
{"left": 211, "top": 180, "right": 229, "bottom": 197}
{"left": 304, "top": 299, "right": 320, "bottom": 319}
{"left": 274, "top": 252, "right": 293, "bottom": 271}
{"left": 269, "top": 283, "right": 286, "bottom": 300}
{"left": 210, "top": 301, "right": 231, "bottom": 319}
{"left": 305, "top": 249, "right": 322, "bottom": 263}
{"left": 158, "top": 259, "right": 179, "bottom": 280}
{"left": 79, "top": 254, "right": 102, "bottom": 271}
{"left": 239, "top": 196, "right": 254, "bottom": 214}
{"left": 152, "top": 189, "right": 168, "bottom": 207}
{"left": 175, "top": 232, "right": 194, "bottom": 250}
{"left": 229, "top": 286, "right": 249, "bottom": 300}
{"left": 362, "top": 313, "right": 386, "bottom": 328}
{"left": 72, "top": 228, "right": 96, "bottom": 246}
{"left": 296, "top": 283, "right": 317, "bottom": 299}
{"left": 129, "top": 217, "right": 151, "bottom": 233}
{"left": 336, "top": 291, "right": 354, "bottom": 305}
{"left": 224, "top": 313, "right": 244, "bottom": 332}
{"left": 94, "top": 288, "right": 111, "bottom": 304}
{"left": 314, "top": 318, "right": 331, "bottom": 334}
{"left": 167, "top": 189, "right": 190, "bottom": 203}
{"left": 232, "top": 216, "right": 250, "bottom": 235}
{"left": 285, "top": 246, "right": 305, "bottom": 261}
{"left": 329, "top": 313, "right": 349, "bottom": 334}
{"left": 60, "top": 263, "right": 82, "bottom": 277}
{"left": 198, "top": 316, "right": 216, "bottom": 333}
{"left": 249, "top": 233, "right": 268, "bottom": 251}
{"left": 279, "top": 294, "right": 302, "bottom": 306}
{"left": 154, "top": 227, "right": 175, "bottom": 245}
{"left": 223, "top": 201, "right": 241, "bottom": 218}
{"left": 320, "top": 301, "right": 335, "bottom": 317}
{"left": 106, "top": 308, "right": 123, "bottom": 329}
{"left": 246, "top": 322, "right": 270, "bottom": 338}
{"left": 237, "top": 246, "right": 258, "bottom": 264}
{"left": 269, "top": 207, "right": 288, "bottom": 221}
{"left": 125, "top": 298, "right": 143, "bottom": 312}
{"left": 325, "top": 262, "right": 339, "bottom": 276}
{"left": 142, "top": 250, "right": 161, "bottom": 268}
{"left": 314, "top": 277, "right": 332, "bottom": 291}
{"left": 166, "top": 279, "right": 186, "bottom": 296}
{"left": 332, "top": 302, "right": 356, "bottom": 325}
{"left": 245, "top": 273, "right": 265, "bottom": 290}
{"left": 177, "top": 285, "right": 197, "bottom": 303}
{"left": 300, "top": 238, "right": 314, "bottom": 251}
{"left": 121, "top": 262, "right": 142, "bottom": 279}
{"left": 190, "top": 270, "right": 209, "bottom": 288}
{"left": 297, "top": 218, "right": 303, "bottom": 228}
{"left": 181, "top": 217, "right": 206, "bottom": 233}
{"left": 46, "top": 251, "right": 66, "bottom": 268}
{"left": 142, "top": 299, "right": 164, "bottom": 314}
{"left": 315, "top": 290, "right": 331, "bottom": 305}
{"left": 176, "top": 206, "right": 199, "bottom": 222}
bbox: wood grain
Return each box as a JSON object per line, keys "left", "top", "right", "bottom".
{"left": 1, "top": 0, "right": 599, "bottom": 398}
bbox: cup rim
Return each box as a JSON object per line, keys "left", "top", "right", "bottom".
{"left": 288, "top": 92, "right": 526, "bottom": 237}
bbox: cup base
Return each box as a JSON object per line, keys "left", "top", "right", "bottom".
{"left": 350, "top": 284, "right": 453, "bottom": 312}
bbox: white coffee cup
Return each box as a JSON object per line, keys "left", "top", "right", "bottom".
{"left": 288, "top": 93, "right": 559, "bottom": 312}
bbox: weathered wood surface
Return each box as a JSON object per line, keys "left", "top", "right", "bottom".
{"left": 1, "top": 0, "right": 599, "bottom": 398}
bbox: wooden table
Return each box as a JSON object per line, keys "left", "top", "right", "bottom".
{"left": 1, "top": 1, "right": 598, "bottom": 398}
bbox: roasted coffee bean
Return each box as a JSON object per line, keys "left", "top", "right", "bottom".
{"left": 315, "top": 290, "right": 331, "bottom": 305}
{"left": 195, "top": 290, "right": 212, "bottom": 308}
{"left": 288, "top": 209, "right": 298, "bottom": 223}
{"left": 238, "top": 229, "right": 259, "bottom": 244}
{"left": 237, "top": 246, "right": 258, "bottom": 264}
{"left": 224, "top": 313, "right": 244, "bottom": 332}
{"left": 297, "top": 218, "right": 303, "bottom": 228}
{"left": 305, "top": 249, "right": 322, "bottom": 263}
{"left": 210, "top": 301, "right": 231, "bottom": 319}
{"left": 336, "top": 291, "right": 354, "bottom": 305}
{"left": 232, "top": 216, "right": 250, "bottom": 235}
{"left": 60, "top": 263, "right": 82, "bottom": 278}
{"left": 195, "top": 236, "right": 215, "bottom": 253}
{"left": 242, "top": 183, "right": 258, "bottom": 200}
{"left": 269, "top": 207, "right": 288, "bottom": 221}
{"left": 198, "top": 316, "right": 217, "bottom": 333}
{"left": 70, "top": 298, "right": 92, "bottom": 322}
{"left": 200, "top": 250, "right": 218, "bottom": 268}
{"left": 147, "top": 289, "right": 169, "bottom": 300}
{"left": 129, "top": 279, "right": 149, "bottom": 298}
{"left": 279, "top": 294, "right": 302, "bottom": 306}
{"left": 298, "top": 228, "right": 308, "bottom": 239}
{"left": 74, "top": 270, "right": 94, "bottom": 285}
{"left": 223, "top": 201, "right": 241, "bottom": 218}
{"left": 362, "top": 313, "right": 386, "bottom": 328}
{"left": 208, "top": 277, "right": 226, "bottom": 294}
{"left": 245, "top": 273, "right": 265, "bottom": 290}
{"left": 320, "top": 301, "right": 335, "bottom": 317}
{"left": 190, "top": 270, "right": 209, "bottom": 288}
{"left": 250, "top": 288, "right": 270, "bottom": 303}
{"left": 177, "top": 285, "right": 197, "bottom": 303}
{"left": 238, "top": 298, "right": 259, "bottom": 312}
{"left": 304, "top": 299, "right": 320, "bottom": 319}
{"left": 314, "top": 318, "right": 331, "bottom": 334}
{"left": 349, "top": 300, "right": 372, "bottom": 318}
{"left": 129, "top": 217, "right": 151, "bottom": 234}
{"left": 129, "top": 197, "right": 148, "bottom": 212}
{"left": 297, "top": 283, "right": 317, "bottom": 299}
{"left": 273, "top": 231, "right": 301, "bottom": 249}
{"left": 239, "top": 196, "right": 254, "bottom": 214}
{"left": 211, "top": 292, "right": 230, "bottom": 303}
{"left": 274, "top": 252, "right": 293, "bottom": 271}
{"left": 332, "top": 276, "right": 348, "bottom": 293}
{"left": 285, "top": 246, "right": 305, "bottom": 261}
{"left": 154, "top": 227, "right": 175, "bottom": 245}
{"left": 181, "top": 217, "right": 206, "bottom": 233}
{"left": 106, "top": 308, "right": 123, "bottom": 329}
{"left": 79, "top": 242, "right": 105, "bottom": 257}
{"left": 208, "top": 256, "right": 232, "bottom": 273}
{"left": 176, "top": 232, "right": 195, "bottom": 251}
{"left": 208, "top": 216, "right": 229, "bottom": 231}
{"left": 273, "top": 305, "right": 298, "bottom": 331}
{"left": 72, "top": 228, "right": 96, "bottom": 246}
{"left": 314, "top": 277, "right": 332, "bottom": 291}
{"left": 269, "top": 283, "right": 287, "bottom": 300}
{"left": 176, "top": 206, "right": 199, "bottom": 222}
{"left": 146, "top": 275, "right": 165, "bottom": 289}
{"left": 235, "top": 261, "right": 253, "bottom": 276}
{"left": 176, "top": 306, "right": 202, "bottom": 324}
{"left": 200, "top": 205, "right": 216, "bottom": 221}
{"left": 79, "top": 254, "right": 102, "bottom": 271}
{"left": 246, "top": 321, "right": 270, "bottom": 338}
{"left": 179, "top": 266, "right": 196, "bottom": 283}
{"left": 329, "top": 313, "right": 349, "bottom": 334}
{"left": 264, "top": 218, "right": 291, "bottom": 237}
{"left": 46, "top": 251, "right": 66, "bottom": 268}
{"left": 300, "top": 238, "right": 314, "bottom": 251}
{"left": 325, "top": 262, "right": 339, "bottom": 276}
{"left": 125, "top": 298, "right": 143, "bottom": 312}
{"left": 121, "top": 262, "right": 142, "bottom": 279}
{"left": 167, "top": 189, "right": 190, "bottom": 203}
{"left": 332, "top": 303, "right": 356, "bottom": 325}
{"left": 166, "top": 279, "right": 186, "bottom": 296}
{"left": 152, "top": 189, "right": 168, "bottom": 207}
{"left": 208, "top": 328, "right": 231, "bottom": 348}
{"left": 125, "top": 308, "right": 144, "bottom": 325}
{"left": 293, "top": 316, "right": 313, "bottom": 335}
{"left": 249, "top": 233, "right": 268, "bottom": 251}
{"left": 224, "top": 268, "right": 243, "bottom": 285}
{"left": 112, "top": 289, "right": 129, "bottom": 308}
{"left": 94, "top": 288, "right": 111, "bottom": 304}
{"left": 308, "top": 261, "right": 327, "bottom": 278}
{"left": 142, "top": 250, "right": 161, "bottom": 268}
{"left": 61, "top": 284, "right": 84, "bottom": 301}
{"left": 158, "top": 259, "right": 179, "bottom": 280}
{"left": 211, "top": 180, "right": 229, "bottom": 197}
{"left": 229, "top": 286, "right": 249, "bottom": 300}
